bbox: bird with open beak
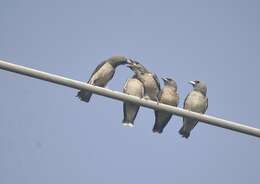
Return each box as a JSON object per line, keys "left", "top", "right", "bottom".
{"left": 179, "top": 80, "right": 208, "bottom": 138}
{"left": 127, "top": 61, "right": 160, "bottom": 102}
{"left": 122, "top": 61, "right": 146, "bottom": 127}
{"left": 77, "top": 56, "right": 132, "bottom": 102}
{"left": 153, "top": 77, "right": 179, "bottom": 133}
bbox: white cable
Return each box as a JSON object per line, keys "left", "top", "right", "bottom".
{"left": 0, "top": 59, "right": 259, "bottom": 138}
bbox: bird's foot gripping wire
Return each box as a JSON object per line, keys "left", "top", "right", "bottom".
{"left": 143, "top": 96, "right": 150, "bottom": 100}
{"left": 156, "top": 98, "right": 160, "bottom": 105}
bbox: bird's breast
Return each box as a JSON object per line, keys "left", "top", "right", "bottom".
{"left": 160, "top": 89, "right": 179, "bottom": 106}
{"left": 185, "top": 92, "right": 206, "bottom": 113}
{"left": 123, "top": 79, "right": 144, "bottom": 97}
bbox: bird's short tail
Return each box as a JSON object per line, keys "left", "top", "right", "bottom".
{"left": 76, "top": 90, "right": 92, "bottom": 103}
{"left": 122, "top": 120, "right": 134, "bottom": 128}
{"left": 179, "top": 127, "right": 190, "bottom": 138}
{"left": 152, "top": 125, "right": 163, "bottom": 134}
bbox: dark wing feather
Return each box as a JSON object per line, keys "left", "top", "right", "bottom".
{"left": 123, "top": 102, "right": 140, "bottom": 124}
{"left": 183, "top": 93, "right": 190, "bottom": 109}
{"left": 123, "top": 102, "right": 127, "bottom": 121}
{"left": 153, "top": 73, "right": 161, "bottom": 90}
{"left": 154, "top": 110, "right": 172, "bottom": 133}
{"left": 203, "top": 97, "right": 208, "bottom": 113}
{"left": 158, "top": 88, "right": 163, "bottom": 101}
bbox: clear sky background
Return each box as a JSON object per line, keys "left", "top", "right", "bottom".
{"left": 0, "top": 0, "right": 259, "bottom": 183}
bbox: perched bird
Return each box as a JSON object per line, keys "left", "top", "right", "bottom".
{"left": 153, "top": 78, "right": 179, "bottom": 133}
{"left": 127, "top": 62, "right": 160, "bottom": 102}
{"left": 179, "top": 80, "right": 208, "bottom": 138}
{"left": 122, "top": 74, "right": 144, "bottom": 127}
{"left": 77, "top": 56, "right": 131, "bottom": 102}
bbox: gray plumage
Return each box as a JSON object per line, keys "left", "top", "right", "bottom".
{"left": 127, "top": 61, "right": 160, "bottom": 102}
{"left": 122, "top": 74, "right": 144, "bottom": 127}
{"left": 77, "top": 56, "right": 130, "bottom": 102}
{"left": 179, "top": 80, "right": 208, "bottom": 138}
{"left": 153, "top": 78, "right": 179, "bottom": 133}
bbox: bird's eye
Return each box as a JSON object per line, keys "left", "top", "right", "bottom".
{"left": 195, "top": 80, "right": 200, "bottom": 83}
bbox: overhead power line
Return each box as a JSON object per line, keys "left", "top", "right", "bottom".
{"left": 0, "top": 59, "right": 259, "bottom": 138}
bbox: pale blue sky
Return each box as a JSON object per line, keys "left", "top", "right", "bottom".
{"left": 0, "top": 0, "right": 260, "bottom": 183}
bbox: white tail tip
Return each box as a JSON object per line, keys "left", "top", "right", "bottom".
{"left": 123, "top": 123, "right": 134, "bottom": 128}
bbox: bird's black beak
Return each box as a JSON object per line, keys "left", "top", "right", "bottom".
{"left": 162, "top": 77, "right": 168, "bottom": 82}
{"left": 189, "top": 81, "right": 196, "bottom": 86}
{"left": 126, "top": 59, "right": 133, "bottom": 64}
{"left": 127, "top": 64, "right": 134, "bottom": 70}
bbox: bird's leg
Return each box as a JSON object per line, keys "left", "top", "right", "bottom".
{"left": 156, "top": 97, "right": 160, "bottom": 105}
{"left": 143, "top": 95, "right": 150, "bottom": 100}
{"left": 104, "top": 83, "right": 111, "bottom": 89}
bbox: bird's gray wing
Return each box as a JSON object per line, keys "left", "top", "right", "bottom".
{"left": 203, "top": 97, "right": 208, "bottom": 113}
{"left": 183, "top": 92, "right": 189, "bottom": 109}
{"left": 154, "top": 89, "right": 163, "bottom": 115}
{"left": 153, "top": 73, "right": 161, "bottom": 90}
{"left": 155, "top": 111, "right": 172, "bottom": 124}
{"left": 88, "top": 61, "right": 106, "bottom": 82}
{"left": 158, "top": 89, "right": 163, "bottom": 100}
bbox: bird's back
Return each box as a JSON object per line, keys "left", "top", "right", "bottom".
{"left": 139, "top": 73, "right": 160, "bottom": 100}
{"left": 89, "top": 62, "right": 115, "bottom": 86}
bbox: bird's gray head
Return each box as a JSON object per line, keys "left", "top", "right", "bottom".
{"left": 127, "top": 60, "right": 149, "bottom": 74}
{"left": 189, "top": 80, "right": 207, "bottom": 95}
{"left": 107, "top": 56, "right": 131, "bottom": 67}
{"left": 162, "top": 77, "right": 177, "bottom": 88}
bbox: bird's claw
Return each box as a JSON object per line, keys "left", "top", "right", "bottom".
{"left": 143, "top": 96, "right": 150, "bottom": 100}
